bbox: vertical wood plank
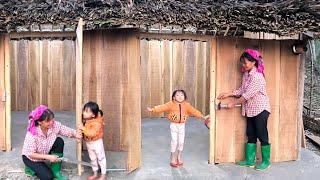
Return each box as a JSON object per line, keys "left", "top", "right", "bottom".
{"left": 0, "top": 35, "right": 6, "bottom": 150}
{"left": 297, "top": 53, "right": 305, "bottom": 157}
{"left": 49, "top": 41, "right": 62, "bottom": 110}
{"left": 140, "top": 40, "right": 150, "bottom": 118}
{"left": 184, "top": 40, "right": 196, "bottom": 106}
{"left": 95, "top": 31, "right": 103, "bottom": 108}
{"left": 195, "top": 42, "right": 207, "bottom": 113}
{"left": 101, "top": 30, "right": 122, "bottom": 151}
{"left": 209, "top": 38, "right": 216, "bottom": 163}
{"left": 70, "top": 40, "right": 76, "bottom": 110}
{"left": 278, "top": 41, "right": 299, "bottom": 161}
{"left": 28, "top": 41, "right": 40, "bottom": 110}
{"left": 172, "top": 41, "right": 184, "bottom": 90}
{"left": 205, "top": 41, "right": 211, "bottom": 115}
{"left": 89, "top": 32, "right": 97, "bottom": 102}
{"left": 17, "top": 40, "right": 28, "bottom": 110}
{"left": 215, "top": 37, "right": 238, "bottom": 163}
{"left": 123, "top": 30, "right": 141, "bottom": 172}
{"left": 10, "top": 41, "right": 17, "bottom": 110}
{"left": 41, "top": 40, "right": 49, "bottom": 106}
{"left": 39, "top": 41, "right": 43, "bottom": 105}
{"left": 4, "top": 34, "right": 11, "bottom": 151}
{"left": 149, "top": 40, "right": 163, "bottom": 117}
{"left": 82, "top": 31, "right": 91, "bottom": 105}
{"left": 61, "top": 40, "right": 73, "bottom": 110}
{"left": 261, "top": 40, "right": 281, "bottom": 162}
{"left": 162, "top": 40, "right": 172, "bottom": 105}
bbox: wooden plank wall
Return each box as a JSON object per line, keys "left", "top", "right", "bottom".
{"left": 140, "top": 40, "right": 210, "bottom": 118}
{"left": 83, "top": 30, "right": 141, "bottom": 159}
{"left": 215, "top": 37, "right": 299, "bottom": 163}
{"left": 10, "top": 40, "right": 76, "bottom": 111}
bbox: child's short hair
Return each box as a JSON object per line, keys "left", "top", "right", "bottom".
{"left": 83, "top": 101, "right": 103, "bottom": 117}
{"left": 35, "top": 109, "right": 54, "bottom": 126}
{"left": 171, "top": 89, "right": 187, "bottom": 100}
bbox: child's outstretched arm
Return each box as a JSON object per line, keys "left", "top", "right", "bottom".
{"left": 147, "top": 102, "right": 171, "bottom": 113}
{"left": 186, "top": 103, "right": 204, "bottom": 121}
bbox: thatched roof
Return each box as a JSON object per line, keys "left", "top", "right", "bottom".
{"left": 1, "top": 0, "right": 319, "bottom": 36}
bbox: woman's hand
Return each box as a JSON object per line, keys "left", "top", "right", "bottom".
{"left": 78, "top": 123, "right": 84, "bottom": 131}
{"left": 76, "top": 130, "right": 82, "bottom": 139}
{"left": 217, "top": 92, "right": 233, "bottom": 100}
{"left": 75, "top": 125, "right": 83, "bottom": 141}
{"left": 227, "top": 101, "right": 235, "bottom": 108}
{"left": 147, "top": 107, "right": 153, "bottom": 112}
{"left": 46, "top": 154, "right": 59, "bottom": 162}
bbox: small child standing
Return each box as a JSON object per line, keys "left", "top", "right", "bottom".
{"left": 147, "top": 89, "right": 205, "bottom": 167}
{"left": 79, "top": 102, "right": 107, "bottom": 180}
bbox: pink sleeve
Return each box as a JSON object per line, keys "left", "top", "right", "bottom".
{"left": 54, "top": 121, "right": 76, "bottom": 138}
{"left": 233, "top": 75, "right": 245, "bottom": 97}
{"left": 22, "top": 132, "right": 37, "bottom": 156}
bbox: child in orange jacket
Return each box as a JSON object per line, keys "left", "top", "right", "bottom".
{"left": 147, "top": 89, "right": 206, "bottom": 167}
{"left": 79, "top": 102, "right": 106, "bottom": 180}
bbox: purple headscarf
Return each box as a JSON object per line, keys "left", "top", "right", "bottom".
{"left": 27, "top": 105, "right": 48, "bottom": 135}
{"left": 241, "top": 49, "right": 264, "bottom": 76}
{"left": 243, "top": 49, "right": 265, "bottom": 75}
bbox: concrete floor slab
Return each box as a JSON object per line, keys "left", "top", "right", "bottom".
{"left": 1, "top": 112, "right": 320, "bottom": 180}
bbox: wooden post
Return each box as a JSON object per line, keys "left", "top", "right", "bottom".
{"left": 76, "top": 18, "right": 83, "bottom": 175}
{"left": 4, "top": 34, "right": 11, "bottom": 151}
{"left": 297, "top": 53, "right": 306, "bottom": 157}
{"left": 209, "top": 38, "right": 217, "bottom": 164}
{"left": 309, "top": 40, "right": 315, "bottom": 117}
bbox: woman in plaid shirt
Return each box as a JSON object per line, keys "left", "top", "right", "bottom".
{"left": 22, "top": 105, "right": 82, "bottom": 180}
{"left": 218, "top": 49, "right": 271, "bottom": 171}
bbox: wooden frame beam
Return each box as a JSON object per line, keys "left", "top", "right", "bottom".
{"left": 75, "top": 18, "right": 83, "bottom": 175}
{"left": 209, "top": 38, "right": 217, "bottom": 164}
{"left": 140, "top": 32, "right": 215, "bottom": 41}
{"left": 9, "top": 31, "right": 76, "bottom": 39}
{"left": 244, "top": 31, "right": 300, "bottom": 40}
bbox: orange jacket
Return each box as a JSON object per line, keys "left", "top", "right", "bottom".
{"left": 151, "top": 100, "right": 203, "bottom": 123}
{"left": 82, "top": 114, "right": 104, "bottom": 142}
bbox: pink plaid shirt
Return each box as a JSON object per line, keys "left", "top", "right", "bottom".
{"left": 22, "top": 121, "right": 76, "bottom": 162}
{"left": 233, "top": 67, "right": 271, "bottom": 117}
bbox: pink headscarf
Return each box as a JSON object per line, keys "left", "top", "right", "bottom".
{"left": 242, "top": 49, "right": 265, "bottom": 75}
{"left": 27, "top": 105, "right": 48, "bottom": 135}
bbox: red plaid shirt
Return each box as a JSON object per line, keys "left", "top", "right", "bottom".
{"left": 233, "top": 67, "right": 271, "bottom": 117}
{"left": 22, "top": 121, "right": 76, "bottom": 162}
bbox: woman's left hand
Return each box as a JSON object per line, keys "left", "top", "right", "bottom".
{"left": 75, "top": 129, "right": 82, "bottom": 140}
{"left": 46, "top": 154, "right": 59, "bottom": 162}
{"left": 227, "top": 102, "right": 235, "bottom": 108}
{"left": 217, "top": 92, "right": 233, "bottom": 100}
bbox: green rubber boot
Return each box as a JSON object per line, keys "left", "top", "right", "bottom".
{"left": 24, "top": 166, "right": 36, "bottom": 177}
{"left": 237, "top": 143, "right": 256, "bottom": 167}
{"left": 255, "top": 144, "right": 271, "bottom": 171}
{"left": 50, "top": 152, "right": 68, "bottom": 180}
